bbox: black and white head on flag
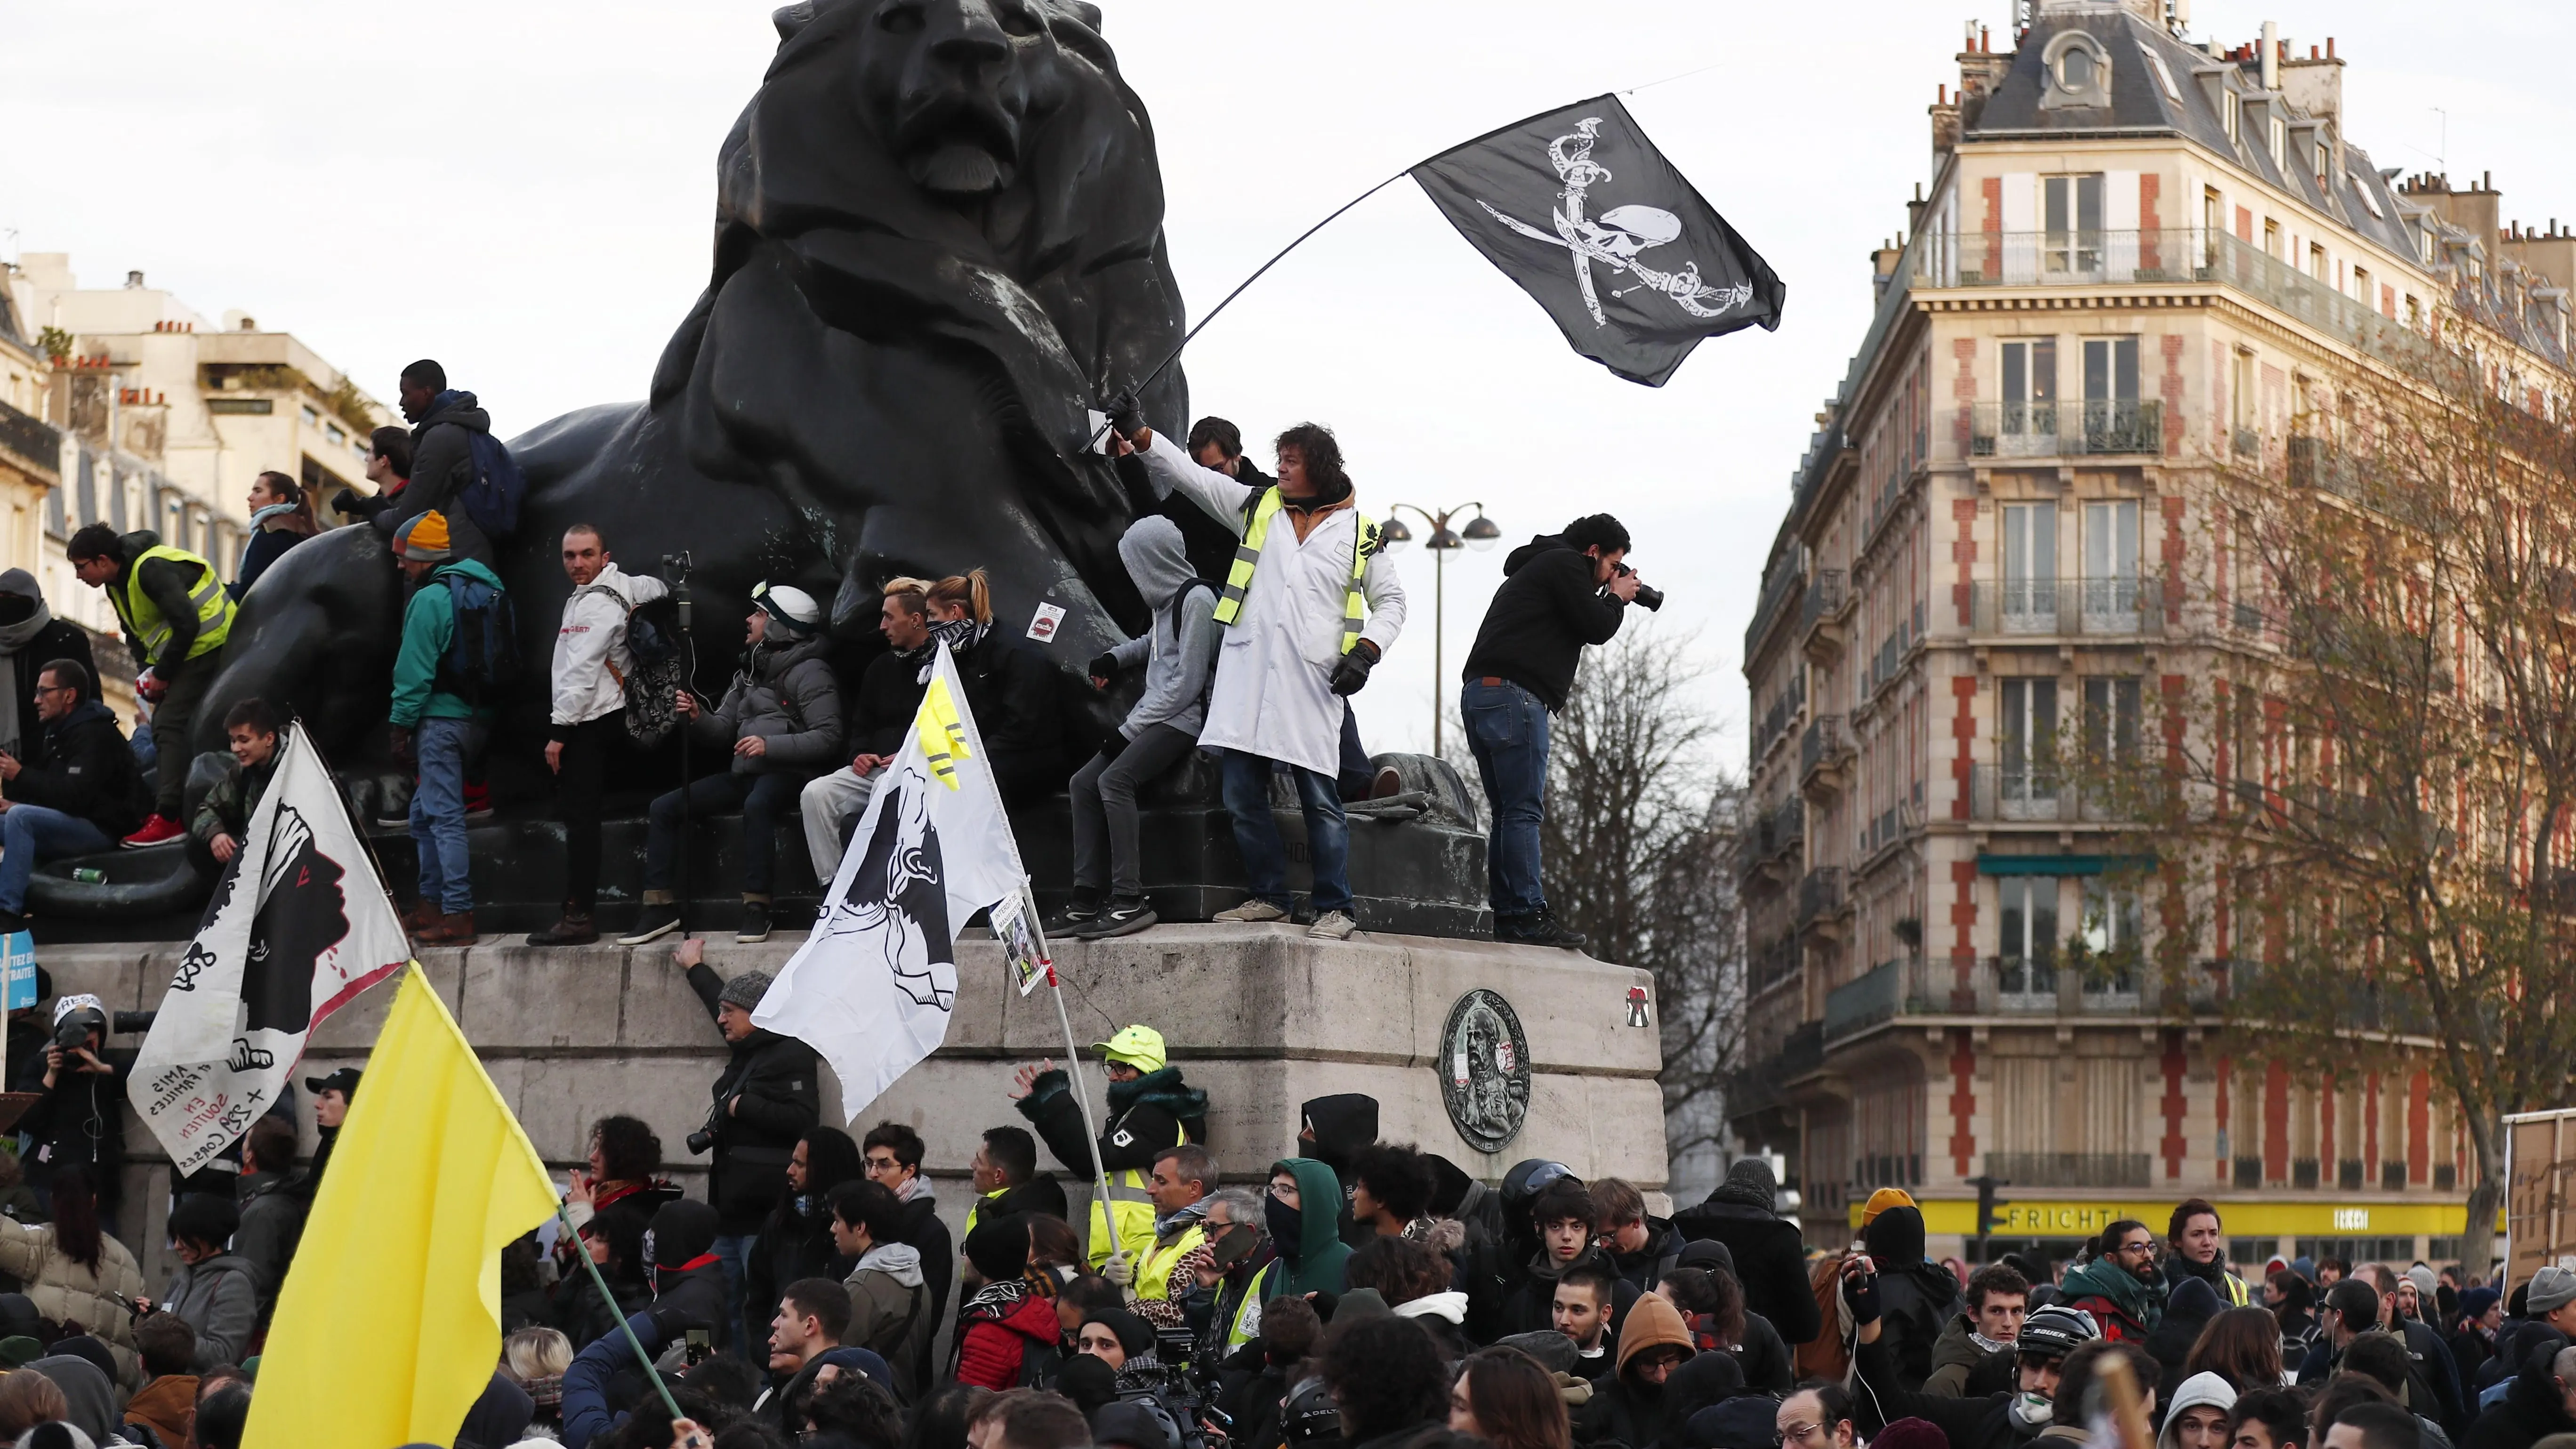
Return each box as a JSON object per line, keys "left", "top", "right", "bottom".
{"left": 1412, "top": 95, "right": 1784, "bottom": 386}
{"left": 820, "top": 778, "right": 957, "bottom": 1012}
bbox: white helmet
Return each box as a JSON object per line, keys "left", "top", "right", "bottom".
{"left": 753, "top": 581, "right": 823, "bottom": 634}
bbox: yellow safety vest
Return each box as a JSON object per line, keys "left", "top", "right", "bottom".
{"left": 1088, "top": 1167, "right": 1159, "bottom": 1271}
{"left": 964, "top": 1191, "right": 1003, "bottom": 1242}
{"left": 1137, "top": 1221, "right": 1208, "bottom": 1305}
{"left": 117, "top": 544, "right": 234, "bottom": 666}
{"left": 1222, "top": 1277, "right": 1263, "bottom": 1351}
{"left": 1210, "top": 487, "right": 1380, "bottom": 655}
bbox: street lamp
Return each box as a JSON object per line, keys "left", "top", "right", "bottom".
{"left": 1379, "top": 502, "right": 1501, "bottom": 755}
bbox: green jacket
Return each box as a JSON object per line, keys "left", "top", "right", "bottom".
{"left": 189, "top": 753, "right": 277, "bottom": 848}
{"left": 1255, "top": 1157, "right": 1354, "bottom": 1299}
{"left": 2060, "top": 1254, "right": 2162, "bottom": 1338}
{"left": 390, "top": 558, "right": 505, "bottom": 728}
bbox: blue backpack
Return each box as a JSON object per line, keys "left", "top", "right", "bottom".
{"left": 433, "top": 572, "right": 520, "bottom": 704}
{"left": 457, "top": 430, "right": 526, "bottom": 539}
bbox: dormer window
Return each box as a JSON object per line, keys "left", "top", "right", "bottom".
{"left": 2222, "top": 90, "right": 2240, "bottom": 143}
{"left": 2140, "top": 43, "right": 2182, "bottom": 100}
{"left": 2268, "top": 115, "right": 2286, "bottom": 170}
{"left": 2041, "top": 31, "right": 2112, "bottom": 109}
{"left": 2352, "top": 173, "right": 2384, "bottom": 218}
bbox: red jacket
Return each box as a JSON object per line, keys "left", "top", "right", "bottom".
{"left": 955, "top": 1289, "right": 1060, "bottom": 1390}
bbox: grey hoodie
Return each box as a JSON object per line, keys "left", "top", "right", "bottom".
{"left": 1108, "top": 516, "right": 1220, "bottom": 739}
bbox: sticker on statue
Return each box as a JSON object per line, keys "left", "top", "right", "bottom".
{"left": 1626, "top": 985, "right": 1650, "bottom": 1027}
{"left": 1027, "top": 601, "right": 1067, "bottom": 643}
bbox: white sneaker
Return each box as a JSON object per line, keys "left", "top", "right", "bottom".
{"left": 1213, "top": 899, "right": 1289, "bottom": 923}
{"left": 1305, "top": 910, "right": 1357, "bottom": 940}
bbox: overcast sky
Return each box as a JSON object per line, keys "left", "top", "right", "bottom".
{"left": 5, "top": 0, "right": 2569, "bottom": 764}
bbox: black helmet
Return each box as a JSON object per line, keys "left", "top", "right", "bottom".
{"left": 1499, "top": 1159, "right": 1578, "bottom": 1215}
{"left": 2016, "top": 1303, "right": 2101, "bottom": 1360}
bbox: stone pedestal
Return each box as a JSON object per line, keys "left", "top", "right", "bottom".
{"left": 43, "top": 923, "right": 1662, "bottom": 1286}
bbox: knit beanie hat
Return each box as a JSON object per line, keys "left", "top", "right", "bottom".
{"left": 1081, "top": 1307, "right": 1155, "bottom": 1360}
{"left": 1678, "top": 1239, "right": 1737, "bottom": 1277}
{"left": 965, "top": 1215, "right": 1031, "bottom": 1282}
{"left": 2463, "top": 1287, "right": 2502, "bottom": 1322}
{"left": 1864, "top": 1204, "right": 1929, "bottom": 1265}
{"left": 394, "top": 509, "right": 454, "bottom": 562}
{"left": 1706, "top": 1157, "right": 1778, "bottom": 1211}
{"left": 2529, "top": 1265, "right": 2576, "bottom": 1316}
{"left": 1860, "top": 1187, "right": 1919, "bottom": 1227}
{"left": 2406, "top": 1264, "right": 2439, "bottom": 1303}
{"left": 1874, "top": 1420, "right": 1951, "bottom": 1449}
{"left": 717, "top": 970, "right": 773, "bottom": 1013}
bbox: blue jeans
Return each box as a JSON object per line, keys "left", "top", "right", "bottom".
{"left": 711, "top": 1231, "right": 755, "bottom": 1354}
{"left": 0, "top": 806, "right": 114, "bottom": 913}
{"left": 410, "top": 716, "right": 482, "bottom": 913}
{"left": 1463, "top": 679, "right": 1549, "bottom": 917}
{"left": 1219, "top": 750, "right": 1351, "bottom": 915}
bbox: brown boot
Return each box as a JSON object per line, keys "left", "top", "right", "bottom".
{"left": 419, "top": 911, "right": 477, "bottom": 946}
{"left": 526, "top": 911, "right": 598, "bottom": 947}
{"left": 400, "top": 898, "right": 438, "bottom": 933}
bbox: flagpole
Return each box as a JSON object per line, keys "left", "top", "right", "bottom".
{"left": 1022, "top": 879, "right": 1128, "bottom": 1272}
{"left": 556, "top": 1201, "right": 687, "bottom": 1424}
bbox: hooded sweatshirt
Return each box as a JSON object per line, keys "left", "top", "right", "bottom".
{"left": 26, "top": 1354, "right": 120, "bottom": 1446}
{"left": 1256, "top": 1158, "right": 1354, "bottom": 1299}
{"left": 845, "top": 1240, "right": 931, "bottom": 1400}
{"left": 1868, "top": 1206, "right": 1967, "bottom": 1392}
{"left": 1573, "top": 1293, "right": 1697, "bottom": 1449}
{"left": 1459, "top": 532, "right": 1628, "bottom": 712}
{"left": 2156, "top": 1372, "right": 2239, "bottom": 1449}
{"left": 1106, "top": 515, "right": 1221, "bottom": 739}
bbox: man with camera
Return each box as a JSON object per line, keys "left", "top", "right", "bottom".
{"left": 673, "top": 938, "right": 820, "bottom": 1354}
{"left": 1457, "top": 514, "right": 1649, "bottom": 948}
{"left": 23, "top": 994, "right": 130, "bottom": 1232}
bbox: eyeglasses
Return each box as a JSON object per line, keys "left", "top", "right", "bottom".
{"left": 2117, "top": 1238, "right": 2156, "bottom": 1255}
{"left": 1776, "top": 1424, "right": 1825, "bottom": 1446}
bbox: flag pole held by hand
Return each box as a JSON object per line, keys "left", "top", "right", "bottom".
{"left": 1028, "top": 877, "right": 1127, "bottom": 1273}
{"left": 557, "top": 1200, "right": 685, "bottom": 1424}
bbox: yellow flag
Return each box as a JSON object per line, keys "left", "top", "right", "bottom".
{"left": 915, "top": 676, "right": 973, "bottom": 789}
{"left": 245, "top": 963, "right": 557, "bottom": 1449}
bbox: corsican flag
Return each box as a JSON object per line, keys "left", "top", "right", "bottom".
{"left": 246, "top": 963, "right": 557, "bottom": 1448}
{"left": 754, "top": 638, "right": 1027, "bottom": 1117}
{"left": 133, "top": 720, "right": 411, "bottom": 1175}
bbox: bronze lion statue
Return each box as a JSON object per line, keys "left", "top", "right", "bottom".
{"left": 50, "top": 0, "right": 1199, "bottom": 916}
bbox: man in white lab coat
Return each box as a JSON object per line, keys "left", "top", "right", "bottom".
{"left": 1117, "top": 416, "right": 1405, "bottom": 940}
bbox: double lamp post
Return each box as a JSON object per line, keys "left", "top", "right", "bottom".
{"left": 1377, "top": 501, "right": 1499, "bottom": 757}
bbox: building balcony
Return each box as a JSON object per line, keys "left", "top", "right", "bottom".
{"left": 1795, "top": 866, "right": 1849, "bottom": 937}
{"left": 1800, "top": 715, "right": 1853, "bottom": 803}
{"left": 1969, "top": 575, "right": 2171, "bottom": 638}
{"left": 2287, "top": 434, "right": 2363, "bottom": 498}
{"left": 0, "top": 401, "right": 60, "bottom": 477}
{"left": 1917, "top": 229, "right": 2431, "bottom": 374}
{"left": 1989, "top": 954, "right": 2144, "bottom": 1016}
{"left": 1970, "top": 399, "right": 2165, "bottom": 458}
{"left": 1967, "top": 764, "right": 2141, "bottom": 825}
{"left": 1739, "top": 795, "right": 1805, "bottom": 892}
{"left": 1746, "top": 566, "right": 1806, "bottom": 661}
{"left": 1801, "top": 569, "right": 1851, "bottom": 666}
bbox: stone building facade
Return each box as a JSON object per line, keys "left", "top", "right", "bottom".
{"left": 1731, "top": 0, "right": 2573, "bottom": 1266}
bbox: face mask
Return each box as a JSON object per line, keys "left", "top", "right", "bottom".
{"left": 1266, "top": 1194, "right": 1303, "bottom": 1259}
{"left": 2010, "top": 1392, "right": 2053, "bottom": 1430}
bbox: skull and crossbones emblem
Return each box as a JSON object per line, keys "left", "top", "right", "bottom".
{"left": 1476, "top": 117, "right": 1753, "bottom": 326}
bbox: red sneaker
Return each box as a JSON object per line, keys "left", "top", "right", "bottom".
{"left": 120, "top": 814, "right": 184, "bottom": 849}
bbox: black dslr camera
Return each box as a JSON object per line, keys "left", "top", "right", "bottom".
{"left": 685, "top": 1097, "right": 723, "bottom": 1157}
{"left": 50, "top": 1004, "right": 104, "bottom": 1052}
{"left": 1616, "top": 562, "right": 1666, "bottom": 612}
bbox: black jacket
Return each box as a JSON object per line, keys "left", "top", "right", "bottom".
{"left": 230, "top": 526, "right": 306, "bottom": 601}
{"left": 2302, "top": 1320, "right": 2469, "bottom": 1436}
{"left": 1669, "top": 1198, "right": 1822, "bottom": 1344}
{"left": 1459, "top": 536, "right": 1626, "bottom": 711}
{"left": 551, "top": 1262, "right": 652, "bottom": 1352}
{"left": 1606, "top": 1218, "right": 1689, "bottom": 1299}
{"left": 10, "top": 700, "right": 146, "bottom": 838}
{"left": 380, "top": 392, "right": 498, "bottom": 565}
{"left": 20, "top": 1048, "right": 129, "bottom": 1209}
{"left": 1018, "top": 1065, "right": 1206, "bottom": 1179}
{"left": 1500, "top": 1245, "right": 1638, "bottom": 1341}
{"left": 649, "top": 1256, "right": 731, "bottom": 1338}
{"left": 685, "top": 962, "right": 822, "bottom": 1233}
{"left": 2463, "top": 1344, "right": 2576, "bottom": 1449}
{"left": 951, "top": 633, "right": 1065, "bottom": 801}
{"left": 850, "top": 649, "right": 930, "bottom": 757}
{"left": 898, "top": 1190, "right": 956, "bottom": 1367}
{"left": 1725, "top": 1310, "right": 1796, "bottom": 1395}
{"left": 1852, "top": 1331, "right": 2037, "bottom": 1449}
{"left": 745, "top": 1191, "right": 841, "bottom": 1343}
{"left": 1874, "top": 1260, "right": 1968, "bottom": 1393}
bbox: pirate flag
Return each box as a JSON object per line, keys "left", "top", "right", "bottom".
{"left": 133, "top": 721, "right": 410, "bottom": 1175}
{"left": 1411, "top": 95, "right": 1784, "bottom": 386}
{"left": 753, "top": 640, "right": 1030, "bottom": 1120}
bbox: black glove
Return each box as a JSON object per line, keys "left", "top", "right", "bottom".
{"left": 330, "top": 487, "right": 365, "bottom": 518}
{"left": 1842, "top": 1264, "right": 1883, "bottom": 1325}
{"left": 1328, "top": 640, "right": 1378, "bottom": 697}
{"left": 388, "top": 725, "right": 414, "bottom": 765}
{"left": 1105, "top": 389, "right": 1144, "bottom": 441}
{"left": 1088, "top": 650, "right": 1121, "bottom": 683}
{"left": 646, "top": 1303, "right": 706, "bottom": 1343}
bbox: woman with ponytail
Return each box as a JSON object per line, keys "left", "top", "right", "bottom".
{"left": 233, "top": 469, "right": 319, "bottom": 599}
{"left": 924, "top": 569, "right": 1067, "bottom": 805}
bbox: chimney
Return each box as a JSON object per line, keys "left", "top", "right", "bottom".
{"left": 123, "top": 270, "right": 144, "bottom": 290}
{"left": 2261, "top": 21, "right": 2278, "bottom": 90}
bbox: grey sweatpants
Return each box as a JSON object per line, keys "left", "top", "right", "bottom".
{"left": 1068, "top": 723, "right": 1197, "bottom": 898}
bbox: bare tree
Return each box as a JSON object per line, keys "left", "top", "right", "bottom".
{"left": 1536, "top": 629, "right": 1746, "bottom": 1176}
{"left": 2104, "top": 333, "right": 2576, "bottom": 1271}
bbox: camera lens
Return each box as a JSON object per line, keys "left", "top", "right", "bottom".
{"left": 685, "top": 1130, "right": 714, "bottom": 1156}
{"left": 1633, "top": 582, "right": 1666, "bottom": 612}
